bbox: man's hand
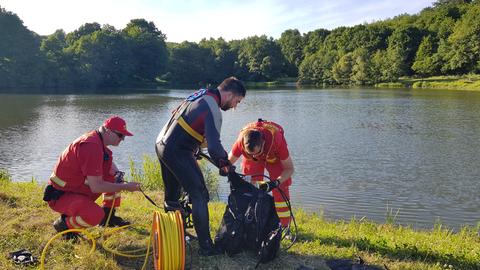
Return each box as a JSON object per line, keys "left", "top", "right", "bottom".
{"left": 259, "top": 180, "right": 279, "bottom": 192}
{"left": 218, "top": 158, "right": 235, "bottom": 176}
{"left": 114, "top": 171, "right": 125, "bottom": 183}
{"left": 219, "top": 164, "right": 236, "bottom": 177}
{"left": 123, "top": 182, "right": 141, "bottom": 192}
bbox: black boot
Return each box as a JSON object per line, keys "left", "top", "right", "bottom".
{"left": 53, "top": 214, "right": 79, "bottom": 240}
{"left": 99, "top": 207, "right": 130, "bottom": 227}
{"left": 198, "top": 239, "right": 222, "bottom": 256}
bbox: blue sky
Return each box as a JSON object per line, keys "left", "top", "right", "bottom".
{"left": 1, "top": 0, "right": 435, "bottom": 42}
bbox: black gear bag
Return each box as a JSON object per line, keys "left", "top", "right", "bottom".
{"left": 214, "top": 171, "right": 281, "bottom": 266}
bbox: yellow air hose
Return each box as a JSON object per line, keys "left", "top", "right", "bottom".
{"left": 152, "top": 210, "right": 185, "bottom": 270}
{"left": 40, "top": 195, "right": 186, "bottom": 270}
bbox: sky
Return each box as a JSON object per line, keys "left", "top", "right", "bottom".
{"left": 1, "top": 0, "right": 435, "bottom": 42}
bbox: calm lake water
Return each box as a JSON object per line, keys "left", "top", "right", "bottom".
{"left": 1, "top": 87, "right": 479, "bottom": 230}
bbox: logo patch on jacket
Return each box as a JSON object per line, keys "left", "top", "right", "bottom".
{"left": 186, "top": 88, "right": 207, "bottom": 101}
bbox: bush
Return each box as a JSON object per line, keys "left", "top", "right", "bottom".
{"left": 127, "top": 155, "right": 219, "bottom": 199}
{"left": 0, "top": 169, "right": 11, "bottom": 182}
{"left": 128, "top": 155, "right": 162, "bottom": 190}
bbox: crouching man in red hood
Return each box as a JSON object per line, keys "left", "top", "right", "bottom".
{"left": 228, "top": 119, "right": 294, "bottom": 227}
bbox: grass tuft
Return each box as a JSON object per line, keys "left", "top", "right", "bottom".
{"left": 0, "top": 168, "right": 12, "bottom": 182}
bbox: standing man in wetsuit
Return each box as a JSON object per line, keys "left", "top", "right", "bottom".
{"left": 155, "top": 77, "right": 246, "bottom": 256}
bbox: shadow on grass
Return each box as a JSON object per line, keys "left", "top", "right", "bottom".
{"left": 297, "top": 231, "right": 479, "bottom": 270}
{"left": 107, "top": 239, "right": 388, "bottom": 270}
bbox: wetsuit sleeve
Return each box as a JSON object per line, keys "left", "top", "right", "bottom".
{"left": 77, "top": 142, "right": 103, "bottom": 176}
{"left": 202, "top": 99, "right": 228, "bottom": 165}
{"left": 274, "top": 132, "right": 290, "bottom": 161}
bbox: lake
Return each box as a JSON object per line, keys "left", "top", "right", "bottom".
{"left": 1, "top": 87, "right": 479, "bottom": 230}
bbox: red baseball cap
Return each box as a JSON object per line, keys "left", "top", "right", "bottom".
{"left": 103, "top": 116, "right": 133, "bottom": 136}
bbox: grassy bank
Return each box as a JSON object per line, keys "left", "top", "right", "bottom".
{"left": 376, "top": 75, "right": 480, "bottom": 91}
{"left": 0, "top": 175, "right": 479, "bottom": 269}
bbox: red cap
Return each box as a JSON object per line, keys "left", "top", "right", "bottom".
{"left": 103, "top": 116, "right": 133, "bottom": 136}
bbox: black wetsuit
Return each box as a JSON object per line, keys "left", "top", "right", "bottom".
{"left": 155, "top": 88, "right": 228, "bottom": 251}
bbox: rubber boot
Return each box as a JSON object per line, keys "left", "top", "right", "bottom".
{"left": 198, "top": 239, "right": 222, "bottom": 256}
{"left": 99, "top": 207, "right": 130, "bottom": 227}
{"left": 53, "top": 214, "right": 79, "bottom": 240}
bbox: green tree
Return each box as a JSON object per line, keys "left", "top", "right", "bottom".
{"left": 122, "top": 19, "right": 168, "bottom": 82}
{"left": 166, "top": 41, "right": 215, "bottom": 85}
{"left": 351, "top": 48, "right": 372, "bottom": 85}
{"left": 298, "top": 48, "right": 337, "bottom": 85}
{"left": 278, "top": 29, "right": 304, "bottom": 76}
{"left": 412, "top": 35, "right": 441, "bottom": 76}
{"left": 0, "top": 6, "right": 43, "bottom": 88}
{"left": 234, "top": 35, "right": 286, "bottom": 81}
{"left": 385, "top": 26, "right": 424, "bottom": 78}
{"left": 199, "top": 37, "right": 236, "bottom": 82}
{"left": 65, "top": 22, "right": 101, "bottom": 45}
{"left": 66, "top": 25, "right": 131, "bottom": 88}
{"left": 370, "top": 50, "right": 392, "bottom": 83}
{"left": 441, "top": 4, "right": 480, "bottom": 73}
{"left": 332, "top": 52, "right": 354, "bottom": 84}
{"left": 40, "top": 29, "right": 75, "bottom": 88}
{"left": 303, "top": 29, "right": 330, "bottom": 57}
{"left": 433, "top": 0, "right": 472, "bottom": 7}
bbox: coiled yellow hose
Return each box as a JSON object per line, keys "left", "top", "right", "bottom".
{"left": 152, "top": 210, "right": 185, "bottom": 270}
{"left": 40, "top": 204, "right": 185, "bottom": 270}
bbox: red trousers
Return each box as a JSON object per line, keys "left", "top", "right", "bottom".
{"left": 242, "top": 159, "right": 292, "bottom": 227}
{"left": 48, "top": 188, "right": 121, "bottom": 229}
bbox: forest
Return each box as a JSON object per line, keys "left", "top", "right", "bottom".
{"left": 0, "top": 0, "right": 479, "bottom": 90}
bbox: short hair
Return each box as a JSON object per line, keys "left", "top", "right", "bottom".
{"left": 243, "top": 129, "right": 263, "bottom": 152}
{"left": 218, "top": 76, "right": 246, "bottom": 97}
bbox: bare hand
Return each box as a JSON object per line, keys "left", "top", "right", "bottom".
{"left": 123, "top": 182, "right": 141, "bottom": 192}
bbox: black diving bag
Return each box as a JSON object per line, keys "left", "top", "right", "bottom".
{"left": 214, "top": 172, "right": 281, "bottom": 264}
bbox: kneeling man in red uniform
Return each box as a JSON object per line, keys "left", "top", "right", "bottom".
{"left": 44, "top": 116, "right": 141, "bottom": 238}
{"left": 228, "top": 119, "right": 294, "bottom": 227}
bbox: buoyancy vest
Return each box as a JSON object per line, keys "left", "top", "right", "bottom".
{"left": 241, "top": 119, "right": 284, "bottom": 164}
{"left": 158, "top": 88, "right": 219, "bottom": 147}
{"left": 49, "top": 131, "right": 113, "bottom": 195}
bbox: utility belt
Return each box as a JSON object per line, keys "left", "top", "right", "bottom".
{"left": 42, "top": 184, "right": 65, "bottom": 202}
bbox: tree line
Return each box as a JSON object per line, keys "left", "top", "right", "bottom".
{"left": 0, "top": 0, "right": 479, "bottom": 91}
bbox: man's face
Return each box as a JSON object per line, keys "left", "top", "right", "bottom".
{"left": 108, "top": 129, "right": 124, "bottom": 146}
{"left": 244, "top": 140, "right": 265, "bottom": 159}
{"left": 221, "top": 93, "right": 243, "bottom": 111}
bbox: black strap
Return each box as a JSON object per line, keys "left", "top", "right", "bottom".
{"left": 139, "top": 188, "right": 160, "bottom": 208}
{"left": 95, "top": 130, "right": 109, "bottom": 161}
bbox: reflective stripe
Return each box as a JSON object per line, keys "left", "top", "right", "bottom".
{"left": 275, "top": 201, "right": 288, "bottom": 208}
{"left": 68, "top": 216, "right": 82, "bottom": 228}
{"left": 277, "top": 211, "right": 290, "bottom": 218}
{"left": 75, "top": 216, "right": 90, "bottom": 227}
{"left": 50, "top": 174, "right": 66, "bottom": 187}
{"left": 103, "top": 193, "right": 121, "bottom": 200}
{"left": 178, "top": 117, "right": 203, "bottom": 142}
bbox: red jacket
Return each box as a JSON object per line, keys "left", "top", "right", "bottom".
{"left": 49, "top": 131, "right": 113, "bottom": 195}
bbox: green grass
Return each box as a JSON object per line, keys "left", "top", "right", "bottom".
{"left": 0, "top": 168, "right": 479, "bottom": 269}
{"left": 375, "top": 82, "right": 406, "bottom": 88}
{"left": 127, "top": 155, "right": 219, "bottom": 199}
{"left": 376, "top": 74, "right": 480, "bottom": 91}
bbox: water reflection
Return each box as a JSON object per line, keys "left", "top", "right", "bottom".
{"left": 0, "top": 88, "right": 479, "bottom": 230}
